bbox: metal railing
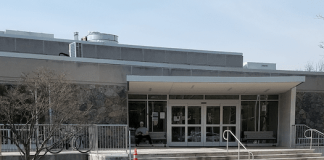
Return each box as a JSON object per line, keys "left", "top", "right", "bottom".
{"left": 0, "top": 124, "right": 95, "bottom": 152}
{"left": 223, "top": 130, "right": 254, "bottom": 160}
{"left": 294, "top": 124, "right": 324, "bottom": 155}
{"left": 294, "top": 124, "right": 311, "bottom": 145}
{"left": 1, "top": 124, "right": 129, "bottom": 155}
{"left": 304, "top": 129, "right": 324, "bottom": 149}
{"left": 93, "top": 124, "right": 128, "bottom": 153}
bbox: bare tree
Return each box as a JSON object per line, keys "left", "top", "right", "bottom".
{"left": 304, "top": 61, "right": 314, "bottom": 72}
{"left": 0, "top": 68, "right": 94, "bottom": 160}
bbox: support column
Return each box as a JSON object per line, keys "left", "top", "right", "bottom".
{"left": 278, "top": 87, "right": 296, "bottom": 147}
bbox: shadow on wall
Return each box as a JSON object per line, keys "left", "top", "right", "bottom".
{"left": 296, "top": 92, "right": 324, "bottom": 132}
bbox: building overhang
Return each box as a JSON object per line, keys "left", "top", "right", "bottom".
{"left": 127, "top": 76, "right": 305, "bottom": 95}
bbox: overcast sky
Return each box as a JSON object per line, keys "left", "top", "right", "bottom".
{"left": 1, "top": 0, "right": 324, "bottom": 71}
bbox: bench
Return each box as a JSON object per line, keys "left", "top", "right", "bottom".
{"left": 133, "top": 132, "right": 166, "bottom": 146}
{"left": 149, "top": 132, "right": 166, "bottom": 141}
{"left": 243, "top": 131, "right": 276, "bottom": 145}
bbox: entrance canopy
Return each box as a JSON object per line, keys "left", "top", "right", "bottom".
{"left": 127, "top": 76, "right": 305, "bottom": 94}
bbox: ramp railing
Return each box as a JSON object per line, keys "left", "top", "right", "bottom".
{"left": 223, "top": 130, "right": 254, "bottom": 160}
{"left": 294, "top": 124, "right": 311, "bottom": 145}
{"left": 1, "top": 124, "right": 129, "bottom": 155}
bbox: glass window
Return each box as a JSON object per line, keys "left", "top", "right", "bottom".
{"left": 260, "top": 101, "right": 278, "bottom": 134}
{"left": 206, "top": 127, "right": 220, "bottom": 142}
{"left": 169, "top": 95, "right": 203, "bottom": 99}
{"left": 223, "top": 126, "right": 236, "bottom": 142}
{"left": 241, "top": 95, "right": 278, "bottom": 100}
{"left": 241, "top": 101, "right": 259, "bottom": 132}
{"left": 172, "top": 106, "right": 185, "bottom": 124}
{"left": 223, "top": 106, "right": 236, "bottom": 124}
{"left": 149, "top": 101, "right": 167, "bottom": 132}
{"left": 206, "top": 106, "right": 220, "bottom": 124}
{"left": 148, "top": 95, "right": 167, "bottom": 100}
{"left": 172, "top": 127, "right": 185, "bottom": 142}
{"left": 128, "top": 94, "right": 147, "bottom": 99}
{"left": 205, "top": 95, "right": 239, "bottom": 100}
{"left": 128, "top": 101, "right": 147, "bottom": 129}
{"left": 188, "top": 106, "right": 201, "bottom": 124}
{"left": 241, "top": 95, "right": 258, "bottom": 100}
{"left": 188, "top": 127, "right": 201, "bottom": 142}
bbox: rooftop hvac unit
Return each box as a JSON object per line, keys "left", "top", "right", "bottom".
{"left": 69, "top": 42, "right": 82, "bottom": 57}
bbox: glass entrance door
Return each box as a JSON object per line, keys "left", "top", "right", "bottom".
{"left": 168, "top": 103, "right": 239, "bottom": 146}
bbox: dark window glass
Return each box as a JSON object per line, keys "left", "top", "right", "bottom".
{"left": 148, "top": 95, "right": 167, "bottom": 100}
{"left": 128, "top": 94, "right": 147, "bottom": 99}
{"left": 206, "top": 127, "right": 220, "bottom": 142}
{"left": 206, "top": 106, "right": 220, "bottom": 124}
{"left": 188, "top": 106, "right": 201, "bottom": 124}
{"left": 223, "top": 106, "right": 236, "bottom": 124}
{"left": 241, "top": 95, "right": 258, "bottom": 100}
{"left": 205, "top": 95, "right": 239, "bottom": 100}
{"left": 242, "top": 95, "right": 278, "bottom": 100}
{"left": 222, "top": 126, "right": 236, "bottom": 142}
{"left": 149, "top": 101, "right": 167, "bottom": 132}
{"left": 172, "top": 106, "right": 185, "bottom": 124}
{"left": 188, "top": 127, "right": 201, "bottom": 142}
{"left": 260, "top": 95, "right": 279, "bottom": 100}
{"left": 169, "top": 95, "right": 203, "bottom": 99}
{"left": 172, "top": 127, "right": 185, "bottom": 142}
{"left": 128, "top": 101, "right": 147, "bottom": 129}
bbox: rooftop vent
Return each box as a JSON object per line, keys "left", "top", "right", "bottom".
{"left": 86, "top": 32, "right": 118, "bottom": 44}
{"left": 243, "top": 62, "right": 276, "bottom": 70}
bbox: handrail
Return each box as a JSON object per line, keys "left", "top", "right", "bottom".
{"left": 223, "top": 130, "right": 254, "bottom": 160}
{"left": 304, "top": 129, "right": 324, "bottom": 149}
{"left": 129, "top": 130, "right": 131, "bottom": 160}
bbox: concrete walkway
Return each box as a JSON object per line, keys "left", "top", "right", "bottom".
{"left": 133, "top": 146, "right": 307, "bottom": 154}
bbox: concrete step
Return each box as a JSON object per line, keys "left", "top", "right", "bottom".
{"left": 139, "top": 156, "right": 324, "bottom": 160}
{"left": 136, "top": 149, "right": 324, "bottom": 160}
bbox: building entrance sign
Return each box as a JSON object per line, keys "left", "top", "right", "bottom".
{"left": 167, "top": 101, "right": 240, "bottom": 146}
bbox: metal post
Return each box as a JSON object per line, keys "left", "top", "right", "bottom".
{"left": 238, "top": 144, "right": 240, "bottom": 160}
{"left": 310, "top": 130, "right": 313, "bottom": 149}
{"left": 0, "top": 127, "right": 2, "bottom": 155}
{"left": 227, "top": 131, "right": 229, "bottom": 152}
{"left": 318, "top": 132, "right": 320, "bottom": 149}
{"left": 129, "top": 130, "right": 131, "bottom": 160}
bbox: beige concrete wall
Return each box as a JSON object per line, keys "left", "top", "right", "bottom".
{"left": 0, "top": 57, "right": 130, "bottom": 86}
{"left": 278, "top": 87, "right": 296, "bottom": 147}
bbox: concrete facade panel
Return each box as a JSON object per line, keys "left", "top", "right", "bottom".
{"left": 162, "top": 68, "right": 170, "bottom": 76}
{"left": 169, "top": 68, "right": 191, "bottom": 76}
{"left": 226, "top": 55, "right": 243, "bottom": 67}
{"left": 192, "top": 70, "right": 219, "bottom": 77}
{"left": 0, "top": 37, "right": 15, "bottom": 52}
{"left": 278, "top": 87, "right": 296, "bottom": 147}
{"left": 98, "top": 64, "right": 130, "bottom": 84}
{"left": 97, "top": 45, "right": 121, "bottom": 60}
{"left": 187, "top": 52, "right": 207, "bottom": 66}
{"left": 44, "top": 41, "right": 69, "bottom": 56}
{"left": 165, "top": 51, "right": 187, "bottom": 64}
{"left": 16, "top": 38, "right": 43, "bottom": 54}
{"left": 82, "top": 44, "right": 97, "bottom": 58}
{"left": 132, "top": 66, "right": 163, "bottom": 76}
{"left": 143, "top": 49, "right": 165, "bottom": 63}
{"left": 207, "top": 54, "right": 226, "bottom": 66}
{"left": 0, "top": 57, "right": 45, "bottom": 79}
{"left": 121, "top": 47, "right": 143, "bottom": 61}
{"left": 244, "top": 72, "right": 271, "bottom": 77}
{"left": 63, "top": 62, "right": 100, "bottom": 82}
{"left": 297, "top": 76, "right": 324, "bottom": 92}
{"left": 218, "top": 71, "right": 245, "bottom": 77}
